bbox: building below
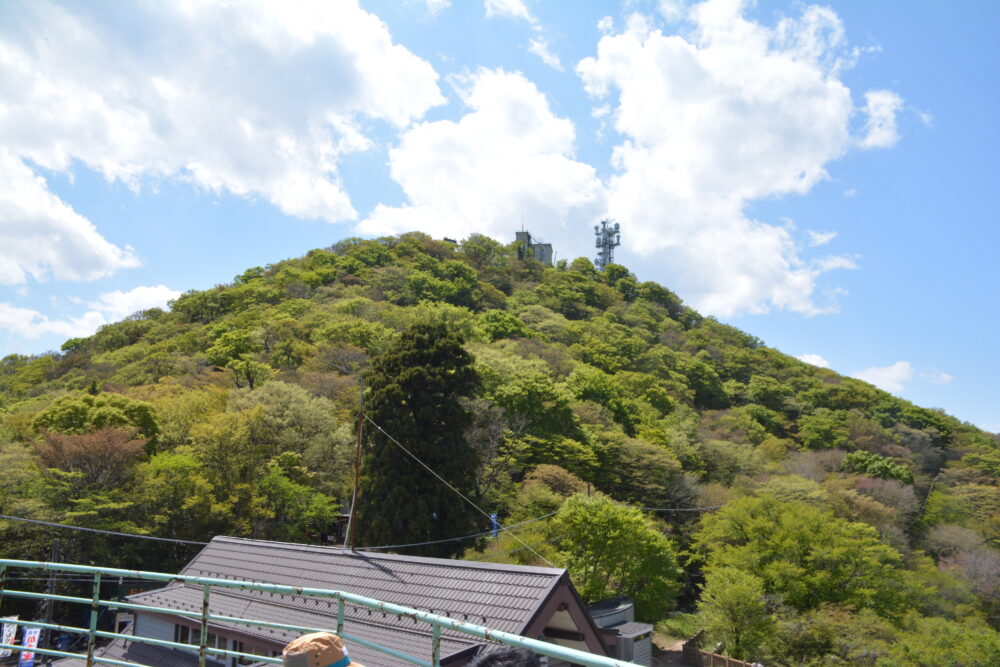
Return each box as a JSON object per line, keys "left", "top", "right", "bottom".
{"left": 56, "top": 536, "right": 631, "bottom": 666}
{"left": 587, "top": 597, "right": 653, "bottom": 666}
{"left": 515, "top": 230, "right": 553, "bottom": 266}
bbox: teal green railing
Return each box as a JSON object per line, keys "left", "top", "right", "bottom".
{"left": 0, "top": 559, "right": 640, "bottom": 667}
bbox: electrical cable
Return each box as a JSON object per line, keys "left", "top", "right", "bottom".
{"left": 363, "top": 414, "right": 557, "bottom": 567}
{"left": 0, "top": 513, "right": 208, "bottom": 546}
{"left": 639, "top": 505, "right": 724, "bottom": 512}
{"left": 358, "top": 511, "right": 558, "bottom": 551}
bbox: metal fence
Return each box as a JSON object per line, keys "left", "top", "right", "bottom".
{"left": 0, "top": 559, "right": 641, "bottom": 667}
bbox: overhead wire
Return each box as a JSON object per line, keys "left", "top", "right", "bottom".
{"left": 363, "top": 413, "right": 557, "bottom": 567}
{"left": 359, "top": 511, "right": 559, "bottom": 552}
{"left": 0, "top": 513, "right": 208, "bottom": 545}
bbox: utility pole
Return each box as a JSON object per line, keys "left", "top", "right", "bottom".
{"left": 344, "top": 377, "right": 364, "bottom": 551}
{"left": 42, "top": 538, "right": 60, "bottom": 652}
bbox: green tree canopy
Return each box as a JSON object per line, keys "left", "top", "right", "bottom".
{"left": 693, "top": 494, "right": 906, "bottom": 617}
{"left": 32, "top": 392, "right": 160, "bottom": 446}
{"left": 554, "top": 493, "right": 681, "bottom": 620}
{"left": 697, "top": 567, "right": 774, "bottom": 661}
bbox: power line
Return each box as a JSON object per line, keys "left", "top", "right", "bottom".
{"left": 363, "top": 414, "right": 557, "bottom": 567}
{"left": 0, "top": 513, "right": 208, "bottom": 546}
{"left": 359, "top": 511, "right": 559, "bottom": 552}
{"left": 359, "top": 504, "right": 724, "bottom": 553}
{"left": 639, "top": 505, "right": 724, "bottom": 512}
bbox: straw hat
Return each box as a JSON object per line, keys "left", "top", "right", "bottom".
{"left": 283, "top": 632, "right": 363, "bottom": 667}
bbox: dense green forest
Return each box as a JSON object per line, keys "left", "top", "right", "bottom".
{"left": 1, "top": 232, "right": 998, "bottom": 665}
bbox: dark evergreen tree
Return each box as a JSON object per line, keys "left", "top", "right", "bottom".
{"left": 356, "top": 322, "right": 481, "bottom": 557}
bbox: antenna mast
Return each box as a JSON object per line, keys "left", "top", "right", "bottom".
{"left": 594, "top": 218, "right": 621, "bottom": 271}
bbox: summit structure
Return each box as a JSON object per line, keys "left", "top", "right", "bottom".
{"left": 594, "top": 218, "right": 620, "bottom": 271}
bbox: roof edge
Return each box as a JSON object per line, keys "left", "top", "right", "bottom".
{"left": 192, "top": 536, "right": 566, "bottom": 577}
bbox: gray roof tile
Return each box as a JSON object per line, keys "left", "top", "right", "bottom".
{"left": 126, "top": 536, "right": 567, "bottom": 666}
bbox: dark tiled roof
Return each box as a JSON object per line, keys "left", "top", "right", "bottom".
{"left": 128, "top": 536, "right": 567, "bottom": 666}
{"left": 613, "top": 622, "right": 653, "bottom": 638}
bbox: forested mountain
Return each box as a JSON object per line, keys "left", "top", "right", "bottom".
{"left": 1, "top": 232, "right": 998, "bottom": 664}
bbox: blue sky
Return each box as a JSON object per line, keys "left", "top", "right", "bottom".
{"left": 1, "top": 0, "right": 997, "bottom": 431}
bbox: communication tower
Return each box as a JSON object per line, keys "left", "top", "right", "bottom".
{"left": 594, "top": 218, "right": 620, "bottom": 271}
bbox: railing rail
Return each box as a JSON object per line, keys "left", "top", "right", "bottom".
{"left": 0, "top": 559, "right": 641, "bottom": 667}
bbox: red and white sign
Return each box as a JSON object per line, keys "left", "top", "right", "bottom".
{"left": 18, "top": 626, "right": 40, "bottom": 667}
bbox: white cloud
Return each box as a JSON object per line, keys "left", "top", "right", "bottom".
{"left": 853, "top": 361, "right": 913, "bottom": 394}
{"left": 860, "top": 89, "right": 904, "bottom": 149}
{"left": 0, "top": 151, "right": 141, "bottom": 285}
{"left": 528, "top": 37, "right": 563, "bottom": 70}
{"left": 797, "top": 353, "right": 830, "bottom": 368}
{"left": 0, "top": 0, "right": 443, "bottom": 230}
{"left": 806, "top": 230, "right": 837, "bottom": 247}
{"left": 921, "top": 369, "right": 955, "bottom": 385}
{"left": 577, "top": 1, "right": 894, "bottom": 316}
{"left": 0, "top": 284, "right": 180, "bottom": 340}
{"left": 658, "top": 0, "right": 686, "bottom": 22}
{"left": 359, "top": 69, "right": 606, "bottom": 244}
{"left": 484, "top": 0, "right": 538, "bottom": 27}
{"left": 0, "top": 302, "right": 104, "bottom": 340}
{"left": 425, "top": 0, "right": 451, "bottom": 16}
{"left": 843, "top": 188, "right": 858, "bottom": 198}
{"left": 597, "top": 17, "right": 614, "bottom": 35}
{"left": 89, "top": 285, "right": 182, "bottom": 321}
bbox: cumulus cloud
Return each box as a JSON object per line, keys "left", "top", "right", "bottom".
{"left": 853, "top": 361, "right": 913, "bottom": 393}
{"left": 0, "top": 0, "right": 442, "bottom": 262}
{"left": 807, "top": 230, "right": 837, "bottom": 247}
{"left": 359, "top": 69, "right": 606, "bottom": 244}
{"left": 0, "top": 302, "right": 105, "bottom": 340}
{"left": 528, "top": 37, "right": 563, "bottom": 70}
{"left": 485, "top": 0, "right": 538, "bottom": 27}
{"left": 89, "top": 285, "right": 182, "bottom": 321}
{"left": 860, "top": 90, "right": 904, "bottom": 148}
{"left": 797, "top": 353, "right": 830, "bottom": 368}
{"left": 658, "top": 0, "right": 686, "bottom": 22}
{"left": 0, "top": 151, "right": 140, "bottom": 285}
{"left": 0, "top": 284, "right": 180, "bottom": 340}
{"left": 425, "top": 0, "right": 451, "bottom": 16}
{"left": 921, "top": 369, "right": 955, "bottom": 385}
{"left": 577, "top": 1, "right": 889, "bottom": 316}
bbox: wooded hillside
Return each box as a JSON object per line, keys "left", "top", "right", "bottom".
{"left": 1, "top": 232, "right": 998, "bottom": 664}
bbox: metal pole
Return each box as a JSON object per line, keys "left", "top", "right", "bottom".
{"left": 347, "top": 376, "right": 364, "bottom": 551}
{"left": 431, "top": 625, "right": 441, "bottom": 667}
{"left": 42, "top": 538, "right": 60, "bottom": 652}
{"left": 85, "top": 572, "right": 100, "bottom": 667}
{"left": 199, "top": 584, "right": 210, "bottom": 667}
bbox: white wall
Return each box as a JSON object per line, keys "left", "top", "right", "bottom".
{"left": 134, "top": 613, "right": 175, "bottom": 643}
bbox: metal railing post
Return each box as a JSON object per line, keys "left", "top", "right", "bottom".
{"left": 337, "top": 598, "right": 345, "bottom": 635}
{"left": 86, "top": 572, "right": 101, "bottom": 667}
{"left": 431, "top": 625, "right": 441, "bottom": 667}
{"left": 199, "top": 584, "right": 210, "bottom": 667}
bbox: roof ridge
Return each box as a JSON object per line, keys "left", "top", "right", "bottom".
{"left": 205, "top": 536, "right": 565, "bottom": 576}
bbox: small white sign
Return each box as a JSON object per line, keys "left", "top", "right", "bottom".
{"left": 0, "top": 616, "right": 19, "bottom": 658}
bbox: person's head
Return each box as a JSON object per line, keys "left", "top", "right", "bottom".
{"left": 467, "top": 646, "right": 541, "bottom": 667}
{"left": 283, "top": 632, "right": 363, "bottom": 667}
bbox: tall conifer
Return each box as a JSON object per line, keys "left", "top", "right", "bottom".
{"left": 356, "top": 322, "right": 480, "bottom": 557}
